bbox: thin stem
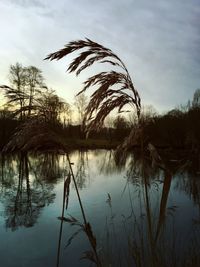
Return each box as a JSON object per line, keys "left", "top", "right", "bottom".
{"left": 66, "top": 153, "right": 87, "bottom": 225}
{"left": 56, "top": 175, "right": 66, "bottom": 267}
{"left": 67, "top": 153, "right": 102, "bottom": 267}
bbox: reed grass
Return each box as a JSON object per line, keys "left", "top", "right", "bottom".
{"left": 45, "top": 38, "right": 141, "bottom": 135}
{"left": 56, "top": 153, "right": 102, "bottom": 267}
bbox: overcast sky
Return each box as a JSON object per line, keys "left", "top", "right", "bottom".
{"left": 0, "top": 0, "right": 200, "bottom": 112}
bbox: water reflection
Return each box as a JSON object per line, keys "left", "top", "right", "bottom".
{"left": 0, "top": 150, "right": 199, "bottom": 267}
{"left": 74, "top": 151, "right": 89, "bottom": 189}
{"left": 0, "top": 153, "right": 57, "bottom": 230}
{"left": 118, "top": 150, "right": 200, "bottom": 267}
{"left": 29, "top": 153, "right": 66, "bottom": 182}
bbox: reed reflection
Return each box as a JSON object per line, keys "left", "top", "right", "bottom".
{"left": 120, "top": 148, "right": 200, "bottom": 267}
{"left": 174, "top": 153, "right": 200, "bottom": 210}
{"left": 0, "top": 150, "right": 200, "bottom": 266}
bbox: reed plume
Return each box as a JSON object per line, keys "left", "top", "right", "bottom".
{"left": 45, "top": 38, "right": 141, "bottom": 133}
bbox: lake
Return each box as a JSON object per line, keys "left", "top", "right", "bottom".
{"left": 0, "top": 150, "right": 200, "bottom": 267}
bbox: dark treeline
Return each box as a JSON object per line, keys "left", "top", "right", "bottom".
{"left": 143, "top": 106, "right": 200, "bottom": 150}
{"left": 0, "top": 63, "right": 130, "bottom": 151}
{"left": 113, "top": 90, "right": 200, "bottom": 152}
{"left": 0, "top": 114, "right": 130, "bottom": 150}
{"left": 1, "top": 62, "right": 200, "bottom": 152}
{"left": 1, "top": 98, "right": 199, "bottom": 152}
{"left": 0, "top": 110, "right": 19, "bottom": 150}
{"left": 140, "top": 91, "right": 200, "bottom": 151}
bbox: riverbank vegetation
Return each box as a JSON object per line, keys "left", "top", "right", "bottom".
{"left": 1, "top": 64, "right": 200, "bottom": 152}
{"left": 0, "top": 39, "right": 200, "bottom": 267}
{"left": 1, "top": 99, "right": 200, "bottom": 152}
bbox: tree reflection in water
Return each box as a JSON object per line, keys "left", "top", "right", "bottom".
{"left": 0, "top": 153, "right": 58, "bottom": 231}
{"left": 74, "top": 151, "right": 89, "bottom": 189}
{"left": 68, "top": 149, "right": 200, "bottom": 267}
{"left": 0, "top": 150, "right": 199, "bottom": 267}
{"left": 98, "top": 149, "right": 200, "bottom": 267}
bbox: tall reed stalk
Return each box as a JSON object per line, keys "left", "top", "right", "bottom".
{"left": 56, "top": 172, "right": 70, "bottom": 267}
{"left": 57, "top": 153, "right": 102, "bottom": 267}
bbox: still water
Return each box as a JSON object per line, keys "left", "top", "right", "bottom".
{"left": 0, "top": 150, "right": 200, "bottom": 267}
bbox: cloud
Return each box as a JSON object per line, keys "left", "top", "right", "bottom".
{"left": 0, "top": 0, "right": 199, "bottom": 111}
{"left": 8, "top": 0, "right": 46, "bottom": 9}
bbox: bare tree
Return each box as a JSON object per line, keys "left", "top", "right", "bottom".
{"left": 36, "top": 89, "right": 71, "bottom": 125}
{"left": 8, "top": 63, "right": 26, "bottom": 120}
{"left": 140, "top": 105, "right": 157, "bottom": 125}
{"left": 74, "top": 93, "right": 88, "bottom": 125}
{"left": 62, "top": 102, "right": 72, "bottom": 126}
{"left": 2, "top": 64, "right": 46, "bottom": 119}
{"left": 113, "top": 115, "right": 129, "bottom": 129}
{"left": 192, "top": 88, "right": 200, "bottom": 108}
{"left": 25, "top": 66, "right": 46, "bottom": 116}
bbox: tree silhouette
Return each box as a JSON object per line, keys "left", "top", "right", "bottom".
{"left": 192, "top": 89, "right": 200, "bottom": 108}
{"left": 74, "top": 93, "right": 88, "bottom": 125}
{"left": 1, "top": 64, "right": 46, "bottom": 120}
{"left": 8, "top": 63, "right": 26, "bottom": 120}
{"left": 24, "top": 66, "right": 46, "bottom": 116}
{"left": 36, "top": 89, "right": 70, "bottom": 125}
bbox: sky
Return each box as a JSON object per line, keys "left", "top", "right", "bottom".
{"left": 0, "top": 0, "right": 200, "bottom": 112}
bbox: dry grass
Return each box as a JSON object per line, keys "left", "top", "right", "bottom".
{"left": 45, "top": 38, "right": 141, "bottom": 133}
{"left": 3, "top": 118, "right": 66, "bottom": 153}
